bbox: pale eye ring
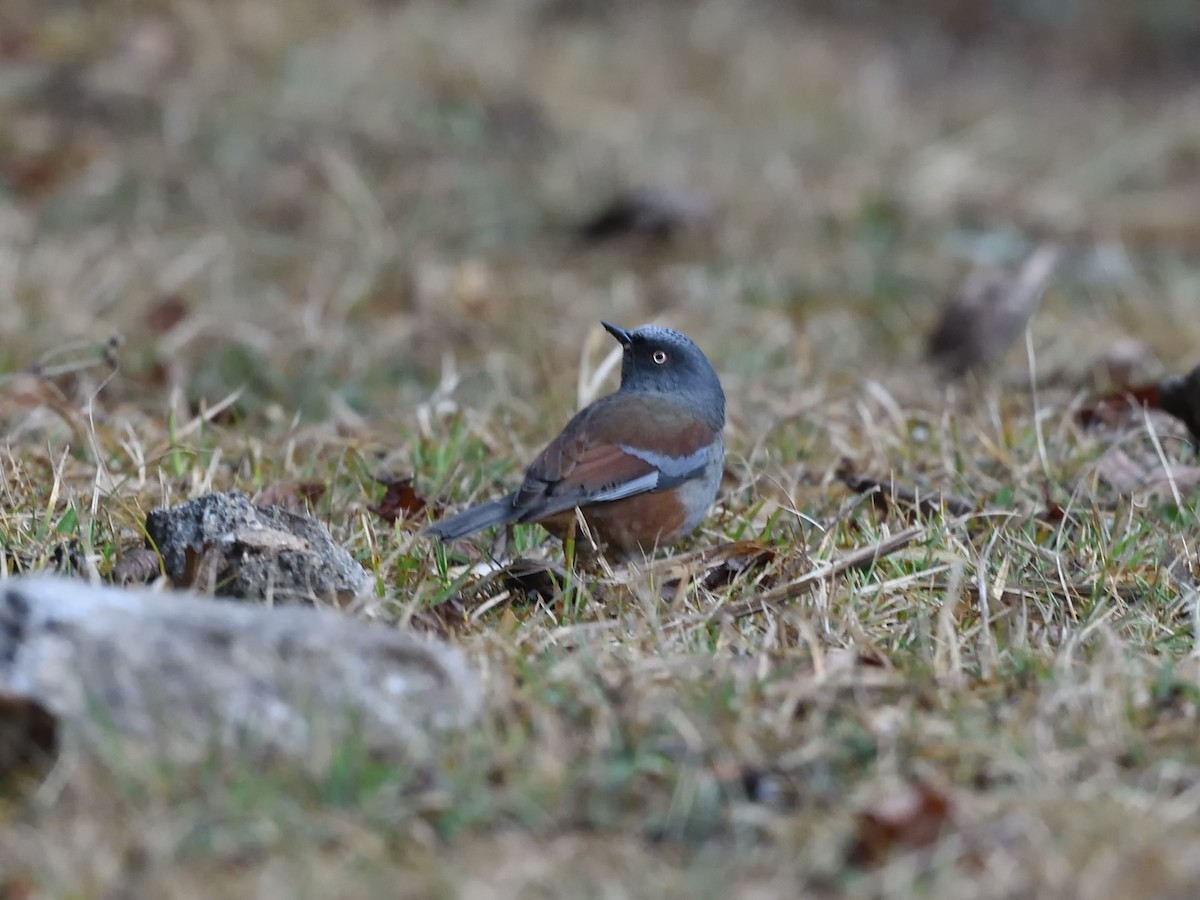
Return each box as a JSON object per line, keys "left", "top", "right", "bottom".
{"left": 652, "top": 350, "right": 669, "bottom": 365}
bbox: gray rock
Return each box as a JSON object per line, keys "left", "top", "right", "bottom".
{"left": 144, "top": 491, "right": 368, "bottom": 604}
{"left": 0, "top": 576, "right": 480, "bottom": 768}
{"left": 927, "top": 243, "right": 1062, "bottom": 379}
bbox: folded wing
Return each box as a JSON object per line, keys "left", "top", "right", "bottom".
{"left": 513, "top": 393, "right": 716, "bottom": 522}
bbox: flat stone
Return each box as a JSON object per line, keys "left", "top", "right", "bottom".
{"left": 0, "top": 576, "right": 480, "bottom": 768}
{"left": 144, "top": 491, "right": 369, "bottom": 604}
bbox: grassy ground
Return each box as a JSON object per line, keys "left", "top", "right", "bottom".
{"left": 2, "top": 1, "right": 1200, "bottom": 896}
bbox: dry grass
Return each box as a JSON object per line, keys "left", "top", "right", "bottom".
{"left": 2, "top": 1, "right": 1200, "bottom": 897}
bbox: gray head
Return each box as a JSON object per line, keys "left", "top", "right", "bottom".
{"left": 603, "top": 322, "right": 725, "bottom": 429}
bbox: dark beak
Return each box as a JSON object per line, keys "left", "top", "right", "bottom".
{"left": 602, "top": 321, "right": 633, "bottom": 347}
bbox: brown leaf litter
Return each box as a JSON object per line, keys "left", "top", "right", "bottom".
{"left": 1094, "top": 449, "right": 1200, "bottom": 500}
{"left": 845, "top": 779, "right": 955, "bottom": 868}
{"left": 369, "top": 475, "right": 432, "bottom": 524}
{"left": 1077, "top": 360, "right": 1200, "bottom": 447}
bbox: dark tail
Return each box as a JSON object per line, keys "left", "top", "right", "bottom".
{"left": 424, "top": 494, "right": 519, "bottom": 541}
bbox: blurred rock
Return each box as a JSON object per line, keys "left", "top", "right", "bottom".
{"left": 0, "top": 576, "right": 480, "bottom": 768}
{"left": 144, "top": 491, "right": 368, "bottom": 605}
{"left": 572, "top": 186, "right": 714, "bottom": 247}
{"left": 927, "top": 244, "right": 1062, "bottom": 378}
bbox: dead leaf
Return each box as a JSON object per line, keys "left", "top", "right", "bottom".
{"left": 179, "top": 543, "right": 223, "bottom": 590}
{"left": 0, "top": 372, "right": 88, "bottom": 446}
{"left": 3, "top": 152, "right": 73, "bottom": 201}
{"left": 1094, "top": 449, "right": 1200, "bottom": 499}
{"left": 0, "top": 121, "right": 93, "bottom": 203}
{"left": 0, "top": 692, "right": 58, "bottom": 783}
{"left": 1149, "top": 466, "right": 1200, "bottom": 497}
{"left": 1076, "top": 383, "right": 1162, "bottom": 429}
{"left": 656, "top": 540, "right": 776, "bottom": 601}
{"left": 927, "top": 243, "right": 1061, "bottom": 377}
{"left": 497, "top": 606, "right": 521, "bottom": 636}
{"left": 109, "top": 547, "right": 163, "bottom": 585}
{"left": 573, "top": 186, "right": 713, "bottom": 247}
{"left": 1076, "top": 362, "right": 1200, "bottom": 448}
{"left": 0, "top": 23, "right": 29, "bottom": 60}
{"left": 253, "top": 480, "right": 327, "bottom": 512}
{"left": 0, "top": 875, "right": 34, "bottom": 900}
{"left": 1096, "top": 449, "right": 1156, "bottom": 494}
{"left": 370, "top": 475, "right": 429, "bottom": 524}
{"left": 142, "top": 294, "right": 190, "bottom": 335}
{"left": 845, "top": 780, "right": 954, "bottom": 868}
{"left": 700, "top": 541, "right": 776, "bottom": 591}
{"left": 837, "top": 461, "right": 974, "bottom": 519}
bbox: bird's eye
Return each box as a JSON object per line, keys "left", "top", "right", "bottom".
{"left": 652, "top": 350, "right": 669, "bottom": 365}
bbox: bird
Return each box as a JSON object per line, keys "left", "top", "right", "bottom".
{"left": 425, "top": 322, "right": 726, "bottom": 556}
{"left": 1158, "top": 361, "right": 1200, "bottom": 450}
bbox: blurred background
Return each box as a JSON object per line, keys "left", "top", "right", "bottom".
{"left": 2, "top": 0, "right": 1199, "bottom": 432}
